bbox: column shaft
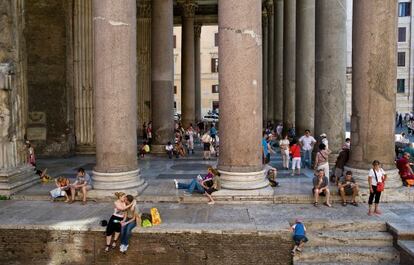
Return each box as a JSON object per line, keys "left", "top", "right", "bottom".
{"left": 92, "top": 0, "right": 145, "bottom": 192}
{"left": 295, "top": 0, "right": 315, "bottom": 135}
{"left": 262, "top": 10, "right": 268, "bottom": 125}
{"left": 180, "top": 0, "right": 196, "bottom": 128}
{"left": 151, "top": 0, "right": 174, "bottom": 151}
{"left": 282, "top": 0, "right": 296, "bottom": 132}
{"left": 217, "top": 0, "right": 271, "bottom": 194}
{"left": 266, "top": 0, "right": 275, "bottom": 122}
{"left": 74, "top": 0, "right": 95, "bottom": 153}
{"left": 314, "top": 0, "right": 346, "bottom": 155}
{"left": 273, "top": 0, "right": 283, "bottom": 123}
{"left": 194, "top": 24, "right": 202, "bottom": 122}
{"left": 137, "top": 0, "right": 152, "bottom": 138}
{"left": 348, "top": 0, "right": 400, "bottom": 188}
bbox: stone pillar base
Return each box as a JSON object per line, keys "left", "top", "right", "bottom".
{"left": 0, "top": 165, "right": 38, "bottom": 196}
{"left": 213, "top": 186, "right": 274, "bottom": 197}
{"left": 150, "top": 144, "right": 167, "bottom": 155}
{"left": 91, "top": 169, "right": 147, "bottom": 197}
{"left": 216, "top": 169, "right": 273, "bottom": 196}
{"left": 75, "top": 144, "right": 96, "bottom": 155}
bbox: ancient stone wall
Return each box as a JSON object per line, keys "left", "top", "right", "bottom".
{"left": 0, "top": 228, "right": 292, "bottom": 265}
{"left": 25, "top": 0, "right": 75, "bottom": 157}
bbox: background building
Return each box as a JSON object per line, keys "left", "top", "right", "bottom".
{"left": 174, "top": 25, "right": 219, "bottom": 117}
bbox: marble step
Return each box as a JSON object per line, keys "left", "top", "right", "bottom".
{"left": 294, "top": 262, "right": 398, "bottom": 265}
{"left": 293, "top": 246, "right": 399, "bottom": 264}
{"left": 307, "top": 231, "right": 393, "bottom": 247}
{"left": 304, "top": 219, "right": 387, "bottom": 232}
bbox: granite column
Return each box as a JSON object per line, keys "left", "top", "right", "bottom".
{"left": 282, "top": 0, "right": 296, "bottom": 133}
{"left": 151, "top": 0, "right": 174, "bottom": 153}
{"left": 273, "top": 0, "right": 283, "bottom": 123}
{"left": 194, "top": 24, "right": 202, "bottom": 122}
{"left": 295, "top": 0, "right": 315, "bottom": 135}
{"left": 92, "top": 0, "right": 146, "bottom": 194}
{"left": 346, "top": 0, "right": 401, "bottom": 189}
{"left": 262, "top": 10, "right": 268, "bottom": 125}
{"left": 266, "top": 0, "right": 275, "bottom": 123}
{"left": 314, "top": 0, "right": 346, "bottom": 156}
{"left": 216, "top": 0, "right": 272, "bottom": 195}
{"left": 180, "top": 0, "right": 197, "bottom": 128}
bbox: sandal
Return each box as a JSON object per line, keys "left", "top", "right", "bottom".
{"left": 291, "top": 250, "right": 295, "bottom": 256}
{"left": 111, "top": 241, "right": 117, "bottom": 249}
{"left": 313, "top": 202, "right": 318, "bottom": 207}
{"left": 104, "top": 245, "right": 110, "bottom": 252}
{"left": 324, "top": 202, "right": 332, "bottom": 207}
{"left": 351, "top": 201, "right": 358, "bottom": 207}
{"left": 342, "top": 202, "right": 347, "bottom": 206}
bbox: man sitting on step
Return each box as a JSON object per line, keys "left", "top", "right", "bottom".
{"left": 338, "top": 170, "right": 359, "bottom": 206}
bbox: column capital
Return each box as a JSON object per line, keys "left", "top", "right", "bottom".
{"left": 265, "top": 0, "right": 274, "bottom": 16}
{"left": 137, "top": 0, "right": 151, "bottom": 18}
{"left": 194, "top": 24, "right": 202, "bottom": 38}
{"left": 179, "top": 0, "right": 197, "bottom": 18}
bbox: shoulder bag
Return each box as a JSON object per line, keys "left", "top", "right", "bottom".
{"left": 374, "top": 169, "right": 385, "bottom": 192}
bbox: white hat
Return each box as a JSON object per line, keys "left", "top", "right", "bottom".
{"left": 320, "top": 133, "right": 327, "bottom": 137}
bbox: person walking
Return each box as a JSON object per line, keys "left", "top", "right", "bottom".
{"left": 299, "top": 130, "right": 316, "bottom": 169}
{"left": 279, "top": 134, "right": 290, "bottom": 169}
{"left": 201, "top": 132, "right": 212, "bottom": 160}
{"left": 367, "top": 160, "right": 387, "bottom": 216}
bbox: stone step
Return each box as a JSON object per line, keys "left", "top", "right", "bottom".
{"left": 293, "top": 246, "right": 399, "bottom": 264}
{"left": 306, "top": 231, "right": 393, "bottom": 247}
{"left": 304, "top": 219, "right": 387, "bottom": 232}
{"left": 294, "top": 262, "right": 398, "bottom": 265}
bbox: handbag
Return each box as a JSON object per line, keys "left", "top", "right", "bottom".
{"left": 374, "top": 169, "right": 385, "bottom": 192}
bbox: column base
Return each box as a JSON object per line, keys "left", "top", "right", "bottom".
{"left": 217, "top": 169, "right": 272, "bottom": 192}
{"left": 91, "top": 169, "right": 147, "bottom": 197}
{"left": 0, "top": 165, "right": 38, "bottom": 196}
{"left": 75, "top": 144, "right": 96, "bottom": 155}
{"left": 150, "top": 144, "right": 167, "bottom": 155}
{"left": 213, "top": 186, "right": 274, "bottom": 197}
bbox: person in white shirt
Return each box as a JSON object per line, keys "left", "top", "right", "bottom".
{"left": 186, "top": 125, "right": 196, "bottom": 155}
{"left": 320, "top": 133, "right": 329, "bottom": 149}
{"left": 299, "top": 130, "right": 316, "bottom": 169}
{"left": 367, "top": 160, "right": 387, "bottom": 216}
{"left": 279, "top": 134, "right": 290, "bottom": 169}
{"left": 165, "top": 141, "right": 174, "bottom": 159}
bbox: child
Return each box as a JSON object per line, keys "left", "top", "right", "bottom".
{"left": 290, "top": 218, "right": 308, "bottom": 256}
{"left": 140, "top": 141, "right": 150, "bottom": 158}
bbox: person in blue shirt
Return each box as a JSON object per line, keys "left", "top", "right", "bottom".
{"left": 290, "top": 218, "right": 308, "bottom": 256}
{"left": 209, "top": 124, "right": 217, "bottom": 140}
{"left": 262, "top": 133, "right": 269, "bottom": 164}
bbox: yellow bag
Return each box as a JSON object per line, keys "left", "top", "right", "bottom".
{"left": 150, "top": 208, "right": 162, "bottom": 225}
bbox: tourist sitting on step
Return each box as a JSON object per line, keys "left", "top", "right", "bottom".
{"left": 264, "top": 160, "right": 279, "bottom": 187}
{"left": 105, "top": 192, "right": 136, "bottom": 252}
{"left": 201, "top": 168, "right": 221, "bottom": 205}
{"left": 69, "top": 168, "right": 92, "bottom": 205}
{"left": 338, "top": 171, "right": 359, "bottom": 206}
{"left": 139, "top": 141, "right": 150, "bottom": 158}
{"left": 119, "top": 194, "right": 141, "bottom": 254}
{"left": 50, "top": 176, "right": 71, "bottom": 202}
{"left": 312, "top": 169, "right": 331, "bottom": 207}
{"left": 165, "top": 141, "right": 174, "bottom": 159}
{"left": 290, "top": 218, "right": 308, "bottom": 256}
{"left": 174, "top": 140, "right": 186, "bottom": 158}
{"left": 396, "top": 152, "right": 414, "bottom": 186}
{"left": 174, "top": 167, "right": 214, "bottom": 196}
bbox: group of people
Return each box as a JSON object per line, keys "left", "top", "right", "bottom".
{"left": 49, "top": 168, "right": 92, "bottom": 204}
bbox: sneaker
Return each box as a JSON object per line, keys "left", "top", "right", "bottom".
{"left": 174, "top": 179, "right": 178, "bottom": 189}
{"left": 183, "top": 191, "right": 192, "bottom": 196}
{"left": 124, "top": 245, "right": 129, "bottom": 251}
{"left": 119, "top": 244, "right": 125, "bottom": 252}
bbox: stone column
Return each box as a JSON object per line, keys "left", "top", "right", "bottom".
{"left": 151, "top": 0, "right": 174, "bottom": 153}
{"left": 194, "top": 24, "right": 202, "bottom": 122}
{"left": 180, "top": 0, "right": 197, "bottom": 128}
{"left": 137, "top": 0, "right": 152, "bottom": 138}
{"left": 314, "top": 0, "right": 346, "bottom": 157}
{"left": 347, "top": 0, "right": 401, "bottom": 190}
{"left": 92, "top": 0, "right": 146, "bottom": 194}
{"left": 216, "top": 0, "right": 272, "bottom": 195}
{"left": 266, "top": 0, "right": 275, "bottom": 123}
{"left": 295, "top": 0, "right": 315, "bottom": 135}
{"left": 273, "top": 0, "right": 283, "bottom": 123}
{"left": 262, "top": 10, "right": 268, "bottom": 125}
{"left": 0, "top": 0, "right": 37, "bottom": 195}
{"left": 282, "top": 0, "right": 296, "bottom": 132}
{"left": 73, "top": 0, "right": 95, "bottom": 154}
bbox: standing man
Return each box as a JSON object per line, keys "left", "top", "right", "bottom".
{"left": 299, "top": 129, "right": 316, "bottom": 169}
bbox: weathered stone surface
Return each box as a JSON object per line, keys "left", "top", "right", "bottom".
{"left": 266, "top": 0, "right": 274, "bottom": 122}
{"left": 273, "top": 0, "right": 283, "bottom": 123}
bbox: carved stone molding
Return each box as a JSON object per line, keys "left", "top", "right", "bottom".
{"left": 265, "top": 0, "right": 274, "bottom": 16}
{"left": 137, "top": 0, "right": 151, "bottom": 18}
{"left": 262, "top": 10, "right": 268, "bottom": 26}
{"left": 194, "top": 24, "right": 202, "bottom": 38}
{"left": 180, "top": 0, "right": 197, "bottom": 18}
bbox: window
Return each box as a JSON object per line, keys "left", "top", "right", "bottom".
{"left": 173, "top": 35, "right": 176, "bottom": 48}
{"left": 399, "top": 27, "right": 407, "bottom": 42}
{"left": 398, "top": 52, "right": 406, "bottom": 66}
{"left": 174, "top": 85, "right": 177, "bottom": 94}
{"left": 211, "top": 58, "right": 219, "bottom": 73}
{"left": 399, "top": 2, "right": 411, "bottom": 17}
{"left": 212, "top": 101, "right": 219, "bottom": 112}
{"left": 214, "top": 33, "right": 219, "bottom": 47}
{"left": 397, "top": 79, "right": 405, "bottom": 93}
{"left": 212, "top": 85, "right": 219, "bottom": 93}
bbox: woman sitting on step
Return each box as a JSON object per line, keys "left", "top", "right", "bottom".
{"left": 119, "top": 195, "right": 141, "bottom": 253}
{"left": 174, "top": 167, "right": 215, "bottom": 196}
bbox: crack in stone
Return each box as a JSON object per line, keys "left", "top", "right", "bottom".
{"left": 220, "top": 27, "right": 261, "bottom": 46}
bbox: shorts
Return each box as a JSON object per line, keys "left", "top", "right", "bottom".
{"left": 293, "top": 235, "right": 308, "bottom": 245}
{"left": 339, "top": 186, "right": 354, "bottom": 196}
{"left": 203, "top": 143, "right": 211, "bottom": 151}
{"left": 312, "top": 188, "right": 326, "bottom": 197}
{"left": 105, "top": 215, "right": 123, "bottom": 236}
